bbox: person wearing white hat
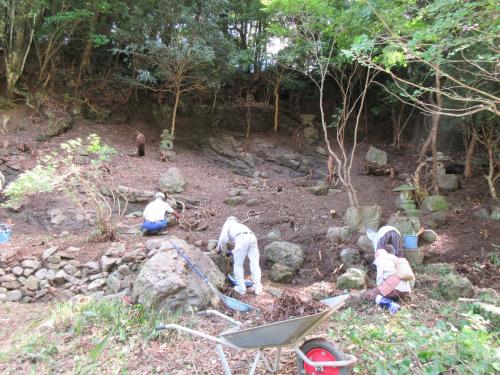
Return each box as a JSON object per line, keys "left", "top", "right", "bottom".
{"left": 217, "top": 216, "right": 263, "bottom": 295}
{"left": 141, "top": 192, "right": 180, "bottom": 236}
{"left": 367, "top": 225, "right": 402, "bottom": 257}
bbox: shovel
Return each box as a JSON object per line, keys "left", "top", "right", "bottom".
{"left": 166, "top": 238, "right": 254, "bottom": 313}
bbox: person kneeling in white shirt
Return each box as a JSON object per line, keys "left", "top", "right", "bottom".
{"left": 217, "top": 216, "right": 263, "bottom": 295}
{"left": 141, "top": 192, "right": 180, "bottom": 236}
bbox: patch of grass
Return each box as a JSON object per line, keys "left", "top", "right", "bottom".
{"left": 19, "top": 335, "right": 59, "bottom": 363}
{"left": 329, "top": 303, "right": 500, "bottom": 374}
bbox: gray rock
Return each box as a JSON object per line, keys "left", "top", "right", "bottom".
{"left": 491, "top": 207, "right": 500, "bottom": 221}
{"left": 101, "top": 256, "right": 118, "bottom": 272}
{"left": 434, "top": 274, "right": 474, "bottom": 301}
{"left": 25, "top": 276, "right": 39, "bottom": 291}
{"left": 49, "top": 208, "right": 67, "bottom": 226}
{"left": 23, "top": 268, "right": 35, "bottom": 277}
{"left": 122, "top": 249, "right": 144, "bottom": 263}
{"left": 265, "top": 241, "right": 304, "bottom": 271}
{"left": 245, "top": 198, "right": 260, "bottom": 207}
{"left": 0, "top": 274, "right": 16, "bottom": 282}
{"left": 421, "top": 195, "right": 449, "bottom": 212}
{"left": 117, "top": 265, "right": 131, "bottom": 276}
{"left": 12, "top": 266, "right": 24, "bottom": 276}
{"left": 87, "top": 278, "right": 107, "bottom": 291}
{"left": 228, "top": 188, "right": 249, "bottom": 197}
{"left": 0, "top": 269, "right": 4, "bottom": 276}
{"left": 125, "top": 211, "right": 143, "bottom": 218}
{"left": 52, "top": 270, "right": 69, "bottom": 285}
{"left": 266, "top": 230, "right": 282, "bottom": 242}
{"left": 420, "top": 229, "right": 437, "bottom": 244}
{"left": 105, "top": 243, "right": 126, "bottom": 257}
{"left": 45, "top": 254, "right": 61, "bottom": 264}
{"left": 6, "top": 289, "right": 23, "bottom": 302}
{"left": 344, "top": 206, "right": 382, "bottom": 233}
{"left": 357, "top": 235, "right": 373, "bottom": 253}
{"left": 438, "top": 174, "right": 459, "bottom": 191}
{"left": 0, "top": 293, "right": 6, "bottom": 302}
{"left": 224, "top": 196, "right": 245, "bottom": 206}
{"left": 42, "top": 246, "right": 59, "bottom": 260}
{"left": 207, "top": 240, "right": 218, "bottom": 252}
{"left": 89, "top": 272, "right": 108, "bottom": 281}
{"left": 131, "top": 239, "right": 224, "bottom": 313}
{"left": 269, "top": 264, "right": 295, "bottom": 283}
{"left": 309, "top": 181, "right": 328, "bottom": 196}
{"left": 107, "top": 274, "right": 122, "bottom": 293}
{"left": 63, "top": 264, "right": 78, "bottom": 275}
{"left": 387, "top": 215, "right": 420, "bottom": 236}
{"left": 267, "top": 287, "right": 284, "bottom": 298}
{"left": 340, "top": 248, "right": 362, "bottom": 267}
{"left": 21, "top": 259, "right": 41, "bottom": 270}
{"left": 207, "top": 252, "right": 232, "bottom": 275}
{"left": 472, "top": 302, "right": 500, "bottom": 329}
{"left": 326, "top": 226, "right": 350, "bottom": 243}
{"left": 365, "top": 146, "right": 387, "bottom": 166}
{"left": 1, "top": 280, "right": 21, "bottom": 289}
{"left": 336, "top": 268, "right": 367, "bottom": 290}
{"left": 158, "top": 167, "right": 186, "bottom": 193}
{"left": 0, "top": 287, "right": 6, "bottom": 294}
{"left": 46, "top": 269, "right": 56, "bottom": 281}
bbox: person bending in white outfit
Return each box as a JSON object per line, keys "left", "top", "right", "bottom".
{"left": 217, "top": 216, "right": 263, "bottom": 295}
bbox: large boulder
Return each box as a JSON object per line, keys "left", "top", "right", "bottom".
{"left": 309, "top": 181, "right": 328, "bottom": 196}
{"left": 132, "top": 239, "right": 224, "bottom": 313}
{"left": 438, "top": 174, "right": 459, "bottom": 191}
{"left": 303, "top": 126, "right": 320, "bottom": 145}
{"left": 421, "top": 195, "right": 449, "bottom": 212}
{"left": 434, "top": 273, "right": 474, "bottom": 301}
{"left": 269, "top": 264, "right": 295, "bottom": 283}
{"left": 365, "top": 146, "right": 387, "bottom": 166}
{"left": 265, "top": 241, "right": 304, "bottom": 271}
{"left": 344, "top": 206, "right": 382, "bottom": 233}
{"left": 336, "top": 268, "right": 367, "bottom": 290}
{"left": 158, "top": 167, "right": 186, "bottom": 193}
{"left": 387, "top": 215, "right": 420, "bottom": 236}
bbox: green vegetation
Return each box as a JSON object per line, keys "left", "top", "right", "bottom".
{"left": 331, "top": 303, "right": 499, "bottom": 374}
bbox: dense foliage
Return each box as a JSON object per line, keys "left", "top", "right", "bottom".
{"left": 0, "top": 0, "right": 498, "bottom": 199}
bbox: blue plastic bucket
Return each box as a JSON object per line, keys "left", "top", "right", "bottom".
{"left": 0, "top": 227, "right": 12, "bottom": 244}
{"left": 403, "top": 234, "right": 418, "bottom": 249}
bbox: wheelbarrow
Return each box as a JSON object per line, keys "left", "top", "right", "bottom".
{"left": 156, "top": 300, "right": 357, "bottom": 375}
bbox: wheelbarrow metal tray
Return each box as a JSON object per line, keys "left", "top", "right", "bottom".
{"left": 219, "top": 307, "right": 337, "bottom": 349}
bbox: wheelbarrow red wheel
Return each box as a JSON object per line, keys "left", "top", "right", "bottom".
{"left": 297, "top": 339, "right": 350, "bottom": 375}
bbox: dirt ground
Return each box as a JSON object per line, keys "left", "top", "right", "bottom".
{"left": 1, "top": 105, "right": 498, "bottom": 289}
{"left": 1, "top": 105, "right": 499, "bottom": 374}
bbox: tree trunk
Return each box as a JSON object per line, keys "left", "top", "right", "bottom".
{"left": 464, "top": 133, "right": 477, "bottom": 178}
{"left": 171, "top": 86, "right": 181, "bottom": 135}
{"left": 430, "top": 72, "right": 443, "bottom": 195}
{"left": 5, "top": 11, "right": 35, "bottom": 98}
{"left": 273, "top": 81, "right": 280, "bottom": 132}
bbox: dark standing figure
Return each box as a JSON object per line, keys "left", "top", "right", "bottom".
{"left": 136, "top": 130, "right": 145, "bottom": 157}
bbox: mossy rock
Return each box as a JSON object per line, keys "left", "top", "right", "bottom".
{"left": 434, "top": 273, "right": 474, "bottom": 301}
{"left": 472, "top": 302, "right": 500, "bottom": 330}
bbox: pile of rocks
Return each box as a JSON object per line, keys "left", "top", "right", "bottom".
{"left": 0, "top": 243, "right": 146, "bottom": 303}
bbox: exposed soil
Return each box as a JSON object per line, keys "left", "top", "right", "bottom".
{"left": 1, "top": 105, "right": 499, "bottom": 292}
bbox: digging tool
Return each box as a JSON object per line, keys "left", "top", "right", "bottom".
{"left": 166, "top": 238, "right": 254, "bottom": 313}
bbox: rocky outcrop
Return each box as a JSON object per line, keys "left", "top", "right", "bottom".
{"left": 365, "top": 146, "right": 387, "bottom": 166}
{"left": 336, "top": 268, "right": 367, "bottom": 290}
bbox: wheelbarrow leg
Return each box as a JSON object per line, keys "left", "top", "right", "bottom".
{"left": 249, "top": 351, "right": 261, "bottom": 375}
{"left": 260, "top": 348, "right": 281, "bottom": 373}
{"left": 216, "top": 344, "right": 233, "bottom": 375}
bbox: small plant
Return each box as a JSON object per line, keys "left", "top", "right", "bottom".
{"left": 159, "top": 128, "right": 175, "bottom": 151}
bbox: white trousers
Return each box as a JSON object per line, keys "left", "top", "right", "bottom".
{"left": 233, "top": 234, "right": 262, "bottom": 294}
